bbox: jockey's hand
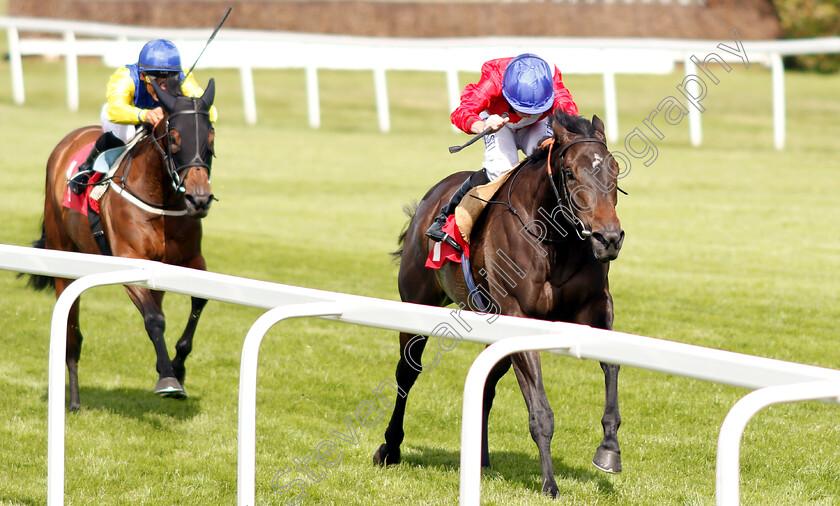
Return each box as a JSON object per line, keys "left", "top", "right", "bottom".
{"left": 472, "top": 114, "right": 509, "bottom": 134}
{"left": 143, "top": 107, "right": 165, "bottom": 126}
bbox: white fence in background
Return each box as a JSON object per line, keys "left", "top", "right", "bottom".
{"left": 2, "top": 243, "right": 840, "bottom": 505}
{"left": 2, "top": 16, "right": 840, "bottom": 148}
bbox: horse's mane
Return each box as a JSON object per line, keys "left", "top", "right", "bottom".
{"left": 529, "top": 111, "right": 595, "bottom": 162}
{"left": 163, "top": 75, "right": 185, "bottom": 97}
{"left": 144, "top": 75, "right": 186, "bottom": 136}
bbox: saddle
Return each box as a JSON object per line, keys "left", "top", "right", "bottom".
{"left": 61, "top": 136, "right": 139, "bottom": 256}
{"left": 424, "top": 164, "right": 519, "bottom": 271}
{"left": 453, "top": 167, "right": 516, "bottom": 243}
{"left": 61, "top": 144, "right": 129, "bottom": 215}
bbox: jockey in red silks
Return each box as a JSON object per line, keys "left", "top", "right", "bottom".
{"left": 69, "top": 39, "right": 218, "bottom": 195}
{"left": 427, "top": 53, "right": 579, "bottom": 252}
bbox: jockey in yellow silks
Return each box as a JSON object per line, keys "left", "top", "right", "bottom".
{"left": 69, "top": 39, "right": 217, "bottom": 195}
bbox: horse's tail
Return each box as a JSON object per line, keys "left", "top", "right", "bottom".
{"left": 391, "top": 200, "right": 419, "bottom": 263}
{"left": 19, "top": 220, "right": 56, "bottom": 291}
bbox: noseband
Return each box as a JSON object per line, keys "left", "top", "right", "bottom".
{"left": 542, "top": 136, "right": 608, "bottom": 240}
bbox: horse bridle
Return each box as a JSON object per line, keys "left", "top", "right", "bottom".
{"left": 109, "top": 104, "right": 213, "bottom": 214}
{"left": 527, "top": 136, "right": 611, "bottom": 240}
{"left": 151, "top": 99, "right": 213, "bottom": 194}
{"left": 477, "top": 135, "right": 621, "bottom": 243}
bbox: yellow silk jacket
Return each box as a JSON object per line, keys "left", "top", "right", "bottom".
{"left": 104, "top": 66, "right": 219, "bottom": 125}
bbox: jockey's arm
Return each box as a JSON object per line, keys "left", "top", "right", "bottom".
{"left": 104, "top": 67, "right": 147, "bottom": 125}
{"left": 104, "top": 68, "right": 218, "bottom": 125}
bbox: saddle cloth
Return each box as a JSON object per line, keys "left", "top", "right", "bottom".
{"left": 61, "top": 144, "right": 128, "bottom": 215}
{"left": 61, "top": 142, "right": 103, "bottom": 216}
{"left": 424, "top": 166, "right": 517, "bottom": 270}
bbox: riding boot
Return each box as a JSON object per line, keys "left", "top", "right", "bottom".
{"left": 425, "top": 169, "right": 491, "bottom": 252}
{"left": 68, "top": 132, "right": 124, "bottom": 196}
{"left": 68, "top": 146, "right": 102, "bottom": 195}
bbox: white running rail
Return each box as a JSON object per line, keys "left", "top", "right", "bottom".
{"left": 3, "top": 17, "right": 840, "bottom": 147}
{"left": 1, "top": 243, "right": 839, "bottom": 505}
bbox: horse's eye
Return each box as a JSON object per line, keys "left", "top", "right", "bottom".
{"left": 564, "top": 169, "right": 575, "bottom": 181}
{"left": 169, "top": 130, "right": 181, "bottom": 153}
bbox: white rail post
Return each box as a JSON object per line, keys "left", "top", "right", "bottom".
{"left": 602, "top": 68, "right": 619, "bottom": 143}
{"left": 684, "top": 52, "right": 702, "bottom": 147}
{"left": 63, "top": 30, "right": 79, "bottom": 111}
{"left": 770, "top": 52, "right": 786, "bottom": 151}
{"left": 373, "top": 67, "right": 391, "bottom": 133}
{"left": 305, "top": 65, "right": 321, "bottom": 129}
{"left": 716, "top": 380, "right": 840, "bottom": 506}
{"left": 48, "top": 269, "right": 152, "bottom": 506}
{"left": 239, "top": 64, "right": 257, "bottom": 125}
{"left": 460, "top": 334, "right": 577, "bottom": 505}
{"left": 8, "top": 26, "right": 25, "bottom": 105}
{"left": 446, "top": 67, "right": 461, "bottom": 133}
{"left": 237, "top": 302, "right": 344, "bottom": 506}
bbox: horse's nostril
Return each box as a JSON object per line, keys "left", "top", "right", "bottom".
{"left": 593, "top": 230, "right": 624, "bottom": 248}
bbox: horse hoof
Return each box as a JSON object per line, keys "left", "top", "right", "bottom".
{"left": 592, "top": 447, "right": 622, "bottom": 474}
{"left": 155, "top": 377, "right": 186, "bottom": 399}
{"left": 373, "top": 444, "right": 400, "bottom": 466}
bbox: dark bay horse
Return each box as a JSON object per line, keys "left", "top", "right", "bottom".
{"left": 374, "top": 111, "right": 625, "bottom": 497}
{"left": 27, "top": 78, "right": 217, "bottom": 411}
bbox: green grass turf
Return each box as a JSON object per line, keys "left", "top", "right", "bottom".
{"left": 1, "top": 49, "right": 839, "bottom": 505}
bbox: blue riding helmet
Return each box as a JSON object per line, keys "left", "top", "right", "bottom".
{"left": 138, "top": 39, "right": 182, "bottom": 73}
{"left": 501, "top": 54, "right": 555, "bottom": 115}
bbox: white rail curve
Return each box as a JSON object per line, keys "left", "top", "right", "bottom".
{"left": 1, "top": 243, "right": 839, "bottom": 505}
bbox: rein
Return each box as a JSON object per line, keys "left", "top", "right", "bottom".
{"left": 112, "top": 128, "right": 189, "bottom": 215}
{"left": 544, "top": 136, "right": 609, "bottom": 240}
{"left": 475, "top": 136, "right": 611, "bottom": 243}
{"left": 107, "top": 102, "right": 213, "bottom": 216}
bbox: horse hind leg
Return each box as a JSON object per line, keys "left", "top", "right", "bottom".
{"left": 373, "top": 330, "right": 435, "bottom": 467}
{"left": 56, "top": 277, "right": 85, "bottom": 412}
{"left": 481, "top": 356, "right": 512, "bottom": 468}
{"left": 171, "top": 296, "right": 208, "bottom": 386}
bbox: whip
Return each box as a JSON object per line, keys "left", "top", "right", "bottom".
{"left": 185, "top": 6, "right": 232, "bottom": 79}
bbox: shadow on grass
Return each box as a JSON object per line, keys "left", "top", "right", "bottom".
{"left": 41, "top": 385, "right": 202, "bottom": 426}
{"left": 0, "top": 495, "right": 40, "bottom": 506}
{"left": 402, "top": 444, "right": 616, "bottom": 496}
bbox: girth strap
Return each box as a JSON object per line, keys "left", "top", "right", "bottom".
{"left": 87, "top": 208, "right": 112, "bottom": 256}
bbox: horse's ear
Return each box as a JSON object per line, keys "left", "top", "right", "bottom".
{"left": 150, "top": 78, "right": 177, "bottom": 112}
{"left": 551, "top": 114, "right": 573, "bottom": 144}
{"left": 201, "top": 78, "right": 215, "bottom": 108}
{"left": 592, "top": 115, "right": 605, "bottom": 135}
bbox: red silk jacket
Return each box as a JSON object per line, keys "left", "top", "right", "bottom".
{"left": 450, "top": 57, "right": 579, "bottom": 134}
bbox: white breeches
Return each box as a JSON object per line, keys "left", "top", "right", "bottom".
{"left": 480, "top": 113, "right": 554, "bottom": 181}
{"left": 100, "top": 103, "right": 137, "bottom": 143}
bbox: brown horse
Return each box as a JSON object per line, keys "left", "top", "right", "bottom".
{"left": 374, "top": 111, "right": 625, "bottom": 497}
{"left": 27, "top": 78, "right": 217, "bottom": 411}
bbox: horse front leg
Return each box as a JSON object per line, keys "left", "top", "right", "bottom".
{"left": 511, "top": 351, "right": 559, "bottom": 498}
{"left": 171, "top": 296, "right": 208, "bottom": 386}
{"left": 373, "top": 331, "right": 428, "bottom": 466}
{"left": 592, "top": 362, "right": 622, "bottom": 473}
{"left": 125, "top": 286, "right": 184, "bottom": 398}
{"left": 589, "top": 283, "right": 622, "bottom": 473}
